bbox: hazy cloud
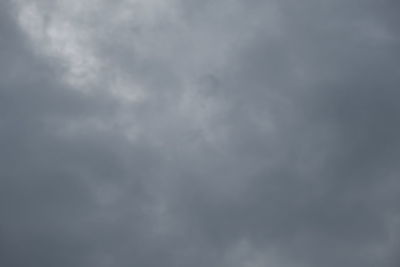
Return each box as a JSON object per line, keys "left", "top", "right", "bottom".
{"left": 1, "top": 0, "right": 400, "bottom": 266}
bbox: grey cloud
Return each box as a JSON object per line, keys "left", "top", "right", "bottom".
{"left": 1, "top": 0, "right": 400, "bottom": 266}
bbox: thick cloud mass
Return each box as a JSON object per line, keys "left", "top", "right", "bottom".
{"left": 1, "top": 0, "right": 400, "bottom": 266}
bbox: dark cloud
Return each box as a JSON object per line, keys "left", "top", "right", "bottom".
{"left": 1, "top": 0, "right": 400, "bottom": 266}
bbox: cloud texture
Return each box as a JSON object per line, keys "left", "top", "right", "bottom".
{"left": 1, "top": 0, "right": 400, "bottom": 266}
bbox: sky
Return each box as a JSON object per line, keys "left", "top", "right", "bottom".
{"left": 1, "top": 0, "right": 400, "bottom": 266}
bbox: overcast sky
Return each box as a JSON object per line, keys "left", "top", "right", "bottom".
{"left": 1, "top": 0, "right": 400, "bottom": 266}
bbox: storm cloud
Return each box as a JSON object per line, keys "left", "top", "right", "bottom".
{"left": 1, "top": 0, "right": 400, "bottom": 266}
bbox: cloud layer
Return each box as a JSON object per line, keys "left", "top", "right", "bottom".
{"left": 1, "top": 0, "right": 400, "bottom": 266}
